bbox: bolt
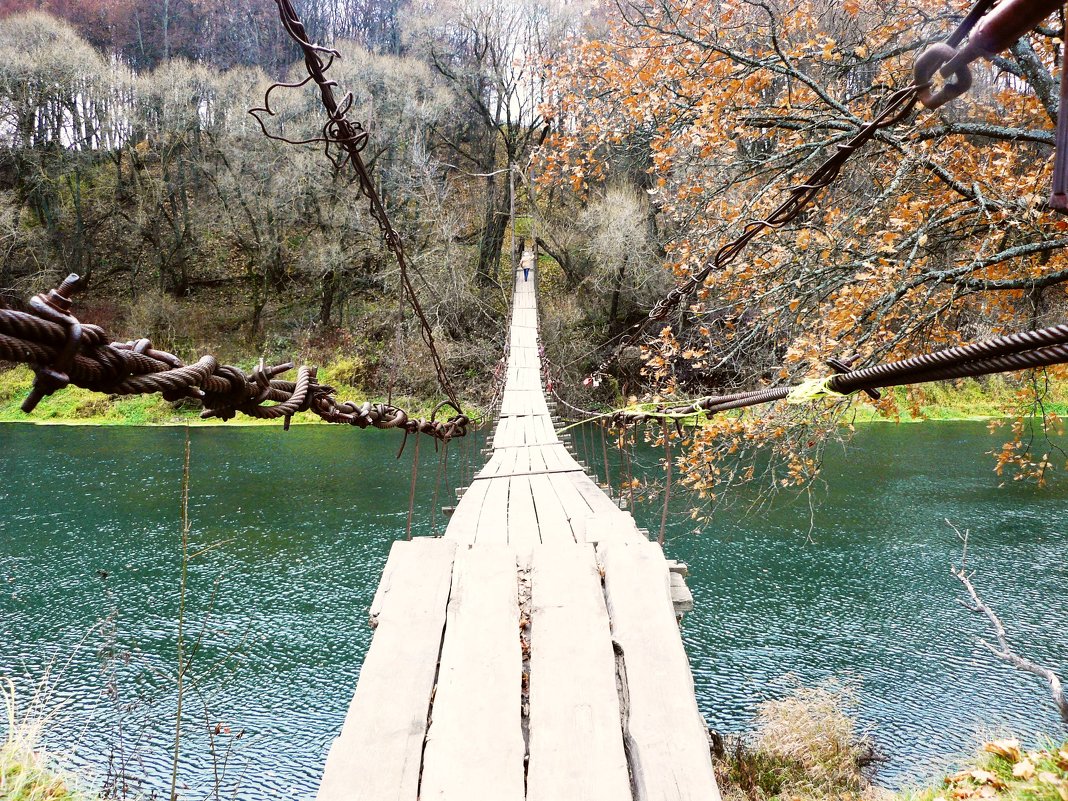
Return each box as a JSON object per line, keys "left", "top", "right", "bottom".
{"left": 42, "top": 274, "right": 83, "bottom": 314}
{"left": 56, "top": 274, "right": 82, "bottom": 299}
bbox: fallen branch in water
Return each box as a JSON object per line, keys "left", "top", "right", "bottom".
{"left": 948, "top": 520, "right": 1068, "bottom": 726}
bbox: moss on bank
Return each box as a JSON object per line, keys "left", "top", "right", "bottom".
{"left": 711, "top": 681, "right": 1068, "bottom": 801}
{"left": 850, "top": 377, "right": 1068, "bottom": 423}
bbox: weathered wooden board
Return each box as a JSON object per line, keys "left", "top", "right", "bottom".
{"left": 420, "top": 546, "right": 525, "bottom": 801}
{"left": 527, "top": 543, "right": 632, "bottom": 801}
{"left": 476, "top": 448, "right": 513, "bottom": 479}
{"left": 529, "top": 473, "right": 575, "bottom": 545}
{"left": 492, "top": 417, "right": 516, "bottom": 448}
{"left": 507, "top": 475, "right": 540, "bottom": 552}
{"left": 476, "top": 474, "right": 510, "bottom": 545}
{"left": 502, "top": 391, "right": 550, "bottom": 416}
{"left": 546, "top": 473, "right": 594, "bottom": 541}
{"left": 584, "top": 508, "right": 645, "bottom": 546}
{"left": 536, "top": 414, "right": 559, "bottom": 443}
{"left": 527, "top": 444, "right": 548, "bottom": 474}
{"left": 600, "top": 542, "right": 721, "bottom": 801}
{"left": 539, "top": 443, "right": 577, "bottom": 471}
{"left": 444, "top": 479, "right": 490, "bottom": 544}
{"left": 571, "top": 472, "right": 625, "bottom": 516}
{"left": 317, "top": 539, "right": 457, "bottom": 801}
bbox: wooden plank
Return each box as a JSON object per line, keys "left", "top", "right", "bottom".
{"left": 534, "top": 414, "right": 558, "bottom": 443}
{"left": 546, "top": 473, "right": 594, "bottom": 541}
{"left": 584, "top": 510, "right": 644, "bottom": 546}
{"left": 444, "top": 479, "right": 490, "bottom": 544}
{"left": 510, "top": 445, "right": 532, "bottom": 475}
{"left": 599, "top": 542, "right": 720, "bottom": 801}
{"left": 670, "top": 571, "right": 695, "bottom": 615}
{"left": 571, "top": 473, "right": 625, "bottom": 516}
{"left": 476, "top": 477, "right": 510, "bottom": 545}
{"left": 527, "top": 544, "right": 632, "bottom": 801}
{"left": 527, "top": 444, "right": 548, "bottom": 474}
{"left": 476, "top": 449, "right": 513, "bottom": 479}
{"left": 539, "top": 443, "right": 571, "bottom": 471}
{"left": 529, "top": 473, "right": 575, "bottom": 545}
{"left": 493, "top": 417, "right": 517, "bottom": 448}
{"left": 317, "top": 539, "right": 457, "bottom": 801}
{"left": 420, "top": 546, "right": 525, "bottom": 801}
{"left": 507, "top": 475, "right": 541, "bottom": 552}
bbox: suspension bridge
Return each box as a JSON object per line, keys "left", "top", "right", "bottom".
{"left": 314, "top": 255, "right": 720, "bottom": 801}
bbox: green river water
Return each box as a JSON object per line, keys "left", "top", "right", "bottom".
{"left": 0, "top": 421, "right": 1065, "bottom": 798}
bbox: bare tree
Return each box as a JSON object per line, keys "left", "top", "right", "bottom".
{"left": 408, "top": 0, "right": 583, "bottom": 286}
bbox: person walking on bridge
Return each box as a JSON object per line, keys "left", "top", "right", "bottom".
{"left": 521, "top": 249, "right": 535, "bottom": 282}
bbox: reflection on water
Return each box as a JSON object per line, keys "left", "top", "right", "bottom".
{"left": 0, "top": 422, "right": 1065, "bottom": 797}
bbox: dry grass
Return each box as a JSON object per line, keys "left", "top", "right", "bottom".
{"left": 0, "top": 678, "right": 99, "bottom": 801}
{"left": 715, "top": 680, "right": 875, "bottom": 801}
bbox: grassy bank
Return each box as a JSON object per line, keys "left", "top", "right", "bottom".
{"left": 851, "top": 377, "right": 1068, "bottom": 423}
{"left": 713, "top": 682, "right": 876, "bottom": 801}
{"left": 0, "top": 740, "right": 99, "bottom": 800}
{"left": 2, "top": 364, "right": 1064, "bottom": 427}
{"left": 0, "top": 365, "right": 475, "bottom": 426}
{"left": 2, "top": 679, "right": 101, "bottom": 801}
{"left": 712, "top": 681, "right": 1068, "bottom": 801}
{"left": 902, "top": 739, "right": 1068, "bottom": 801}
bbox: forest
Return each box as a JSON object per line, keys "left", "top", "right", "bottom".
{"left": 0, "top": 0, "right": 1065, "bottom": 495}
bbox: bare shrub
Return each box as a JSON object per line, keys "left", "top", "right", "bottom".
{"left": 715, "top": 680, "right": 876, "bottom": 801}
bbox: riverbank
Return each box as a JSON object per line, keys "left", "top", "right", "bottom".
{"left": 851, "top": 378, "right": 1068, "bottom": 423}
{"left": 2, "top": 365, "right": 1064, "bottom": 426}
{"left": 0, "top": 365, "right": 477, "bottom": 426}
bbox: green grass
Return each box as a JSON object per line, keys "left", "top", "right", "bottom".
{"left": 0, "top": 742, "right": 98, "bottom": 800}
{"left": 901, "top": 739, "right": 1068, "bottom": 801}
{"left": 850, "top": 377, "right": 1068, "bottom": 423}
{"left": 0, "top": 365, "right": 480, "bottom": 427}
{"left": 0, "top": 366, "right": 200, "bottom": 425}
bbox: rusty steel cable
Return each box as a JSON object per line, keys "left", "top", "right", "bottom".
{"left": 590, "top": 0, "right": 1006, "bottom": 378}
{"left": 551, "top": 322, "right": 1068, "bottom": 427}
{"left": 251, "top": 0, "right": 461, "bottom": 414}
{"left": 0, "top": 275, "right": 469, "bottom": 442}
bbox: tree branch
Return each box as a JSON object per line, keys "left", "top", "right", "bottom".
{"left": 950, "top": 557, "right": 1067, "bottom": 726}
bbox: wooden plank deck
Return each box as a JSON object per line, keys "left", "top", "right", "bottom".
{"left": 420, "top": 546, "right": 525, "bottom": 801}
{"left": 527, "top": 544, "right": 632, "bottom": 801}
{"left": 316, "top": 538, "right": 456, "bottom": 801}
{"left": 317, "top": 257, "right": 718, "bottom": 801}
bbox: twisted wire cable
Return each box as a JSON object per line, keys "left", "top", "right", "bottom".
{"left": 0, "top": 276, "right": 469, "bottom": 442}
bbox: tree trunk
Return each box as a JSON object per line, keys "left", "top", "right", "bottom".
{"left": 476, "top": 172, "right": 509, "bottom": 286}
{"left": 609, "top": 259, "right": 626, "bottom": 327}
{"left": 319, "top": 269, "right": 338, "bottom": 329}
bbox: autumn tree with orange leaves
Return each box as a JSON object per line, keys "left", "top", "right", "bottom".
{"left": 537, "top": 0, "right": 1068, "bottom": 500}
